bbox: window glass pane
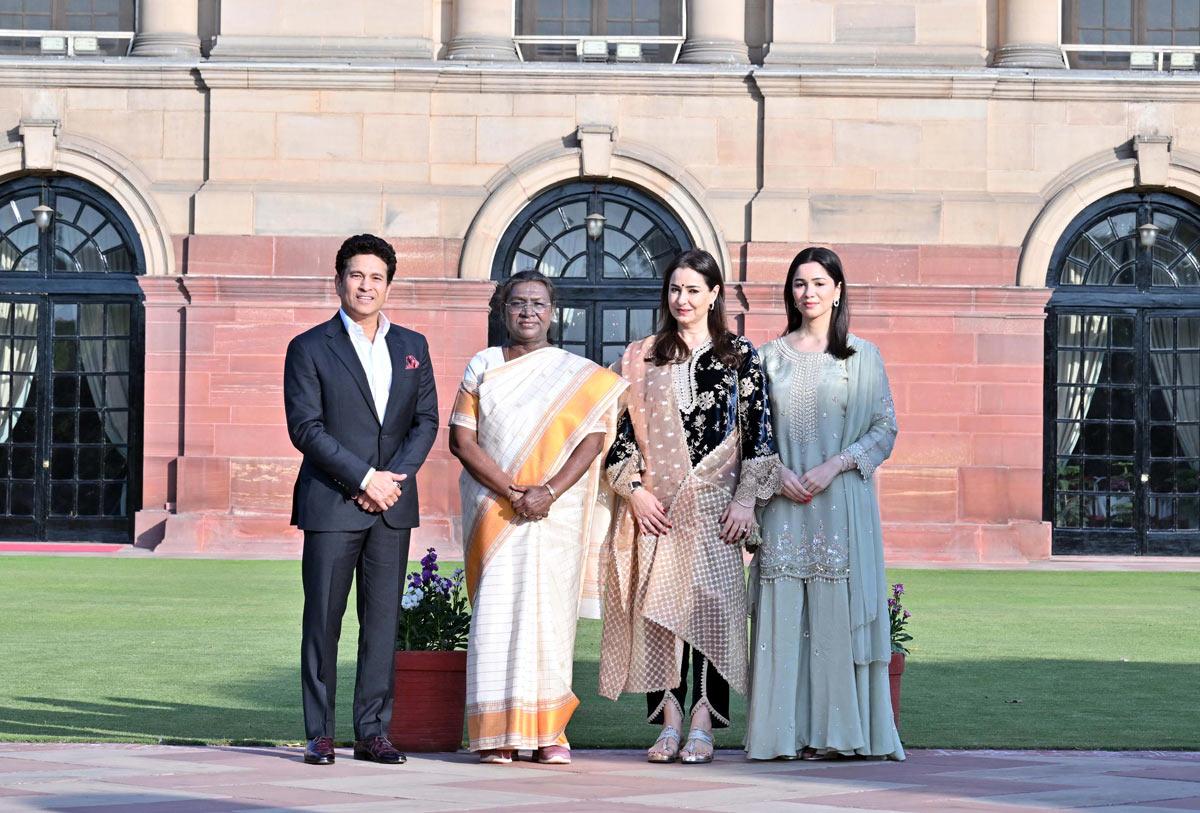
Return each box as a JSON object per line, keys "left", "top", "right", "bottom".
{"left": 1105, "top": 0, "right": 1132, "bottom": 27}
{"left": 603, "top": 309, "right": 625, "bottom": 342}
{"left": 1180, "top": 0, "right": 1200, "bottom": 28}
{"left": 558, "top": 306, "right": 586, "bottom": 342}
{"left": 629, "top": 308, "right": 655, "bottom": 338}
{"left": 1147, "top": 0, "right": 1173, "bottom": 28}
{"left": 1079, "top": 0, "right": 1105, "bottom": 27}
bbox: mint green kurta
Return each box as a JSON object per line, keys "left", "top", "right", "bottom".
{"left": 744, "top": 335, "right": 904, "bottom": 761}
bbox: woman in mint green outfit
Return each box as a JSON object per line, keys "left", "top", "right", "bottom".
{"left": 744, "top": 247, "right": 904, "bottom": 761}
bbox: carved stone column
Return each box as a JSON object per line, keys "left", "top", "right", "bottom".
{"left": 994, "top": 0, "right": 1065, "bottom": 68}
{"left": 131, "top": 0, "right": 200, "bottom": 57}
{"left": 445, "top": 0, "right": 519, "bottom": 61}
{"left": 679, "top": 0, "right": 748, "bottom": 64}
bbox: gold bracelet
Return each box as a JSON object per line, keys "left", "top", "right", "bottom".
{"left": 543, "top": 482, "right": 558, "bottom": 501}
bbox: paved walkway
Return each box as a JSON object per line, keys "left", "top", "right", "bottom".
{"left": 0, "top": 744, "right": 1197, "bottom": 812}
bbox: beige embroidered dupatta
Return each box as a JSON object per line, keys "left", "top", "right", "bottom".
{"left": 599, "top": 337, "right": 750, "bottom": 699}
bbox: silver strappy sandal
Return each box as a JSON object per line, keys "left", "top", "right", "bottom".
{"left": 647, "top": 725, "right": 681, "bottom": 763}
{"left": 680, "top": 728, "right": 714, "bottom": 764}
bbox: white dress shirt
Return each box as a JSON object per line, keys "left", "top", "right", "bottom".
{"left": 338, "top": 309, "right": 393, "bottom": 490}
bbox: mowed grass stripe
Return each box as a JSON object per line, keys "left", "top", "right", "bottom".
{"left": 0, "top": 558, "right": 1196, "bottom": 748}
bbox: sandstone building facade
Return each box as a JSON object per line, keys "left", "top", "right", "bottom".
{"left": 2, "top": 0, "right": 1199, "bottom": 560}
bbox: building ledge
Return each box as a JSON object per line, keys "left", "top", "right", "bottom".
{"left": 0, "top": 57, "right": 1196, "bottom": 101}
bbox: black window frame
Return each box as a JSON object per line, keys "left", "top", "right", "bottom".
{"left": 1045, "top": 191, "right": 1200, "bottom": 556}
{"left": 0, "top": 174, "right": 145, "bottom": 544}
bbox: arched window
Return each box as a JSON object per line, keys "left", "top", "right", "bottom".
{"left": 0, "top": 176, "right": 144, "bottom": 543}
{"left": 492, "top": 181, "right": 691, "bottom": 365}
{"left": 1046, "top": 191, "right": 1200, "bottom": 556}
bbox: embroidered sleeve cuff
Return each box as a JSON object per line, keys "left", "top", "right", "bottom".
{"left": 844, "top": 443, "right": 875, "bottom": 480}
{"left": 735, "top": 454, "right": 782, "bottom": 506}
{"left": 607, "top": 450, "right": 644, "bottom": 499}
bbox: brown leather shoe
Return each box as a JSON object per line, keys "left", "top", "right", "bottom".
{"left": 353, "top": 736, "right": 406, "bottom": 764}
{"left": 304, "top": 736, "right": 335, "bottom": 765}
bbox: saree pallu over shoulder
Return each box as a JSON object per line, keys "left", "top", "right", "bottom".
{"left": 456, "top": 347, "right": 627, "bottom": 752}
{"left": 599, "top": 338, "right": 752, "bottom": 700}
{"left": 452, "top": 347, "right": 627, "bottom": 610}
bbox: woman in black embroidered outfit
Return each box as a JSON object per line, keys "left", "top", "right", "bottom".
{"left": 598, "top": 248, "right": 781, "bottom": 764}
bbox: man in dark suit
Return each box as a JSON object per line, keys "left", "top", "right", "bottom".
{"left": 284, "top": 233, "right": 438, "bottom": 766}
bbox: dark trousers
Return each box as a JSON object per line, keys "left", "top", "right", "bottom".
{"left": 300, "top": 521, "right": 411, "bottom": 740}
{"left": 646, "top": 643, "right": 731, "bottom": 729}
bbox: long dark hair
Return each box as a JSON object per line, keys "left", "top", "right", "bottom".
{"left": 783, "top": 246, "right": 855, "bottom": 360}
{"left": 650, "top": 248, "right": 742, "bottom": 368}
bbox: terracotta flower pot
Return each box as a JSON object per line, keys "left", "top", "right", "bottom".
{"left": 888, "top": 651, "right": 906, "bottom": 731}
{"left": 387, "top": 650, "right": 467, "bottom": 752}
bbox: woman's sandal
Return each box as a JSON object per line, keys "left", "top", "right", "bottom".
{"left": 646, "top": 725, "right": 681, "bottom": 763}
{"left": 479, "top": 749, "right": 513, "bottom": 764}
{"left": 680, "top": 728, "right": 714, "bottom": 764}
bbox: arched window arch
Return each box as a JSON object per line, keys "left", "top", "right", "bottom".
{"left": 1046, "top": 191, "right": 1200, "bottom": 556}
{"left": 0, "top": 175, "right": 144, "bottom": 543}
{"left": 492, "top": 181, "right": 692, "bottom": 364}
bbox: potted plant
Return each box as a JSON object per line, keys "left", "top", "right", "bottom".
{"left": 887, "top": 582, "right": 912, "bottom": 731}
{"left": 388, "top": 547, "right": 471, "bottom": 752}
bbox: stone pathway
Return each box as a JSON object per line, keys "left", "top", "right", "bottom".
{"left": 0, "top": 744, "right": 1197, "bottom": 812}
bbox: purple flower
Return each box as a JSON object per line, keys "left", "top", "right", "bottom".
{"left": 887, "top": 598, "right": 897, "bottom": 610}
{"left": 892, "top": 583, "right": 905, "bottom": 597}
{"left": 903, "top": 610, "right": 911, "bottom": 619}
{"left": 453, "top": 567, "right": 465, "bottom": 579}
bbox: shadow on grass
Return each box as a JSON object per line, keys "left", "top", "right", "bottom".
{"left": 2, "top": 658, "right": 1197, "bottom": 750}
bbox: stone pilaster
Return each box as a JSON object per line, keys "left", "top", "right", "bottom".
{"left": 993, "top": 0, "right": 1065, "bottom": 68}
{"left": 131, "top": 0, "right": 200, "bottom": 57}
{"left": 678, "top": 0, "right": 748, "bottom": 64}
{"left": 445, "top": 0, "right": 519, "bottom": 61}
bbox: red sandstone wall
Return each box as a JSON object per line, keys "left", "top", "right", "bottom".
{"left": 135, "top": 236, "right": 1051, "bottom": 563}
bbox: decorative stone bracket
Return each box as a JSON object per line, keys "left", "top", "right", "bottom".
{"left": 18, "top": 118, "right": 61, "bottom": 170}
{"left": 1135, "top": 134, "right": 1172, "bottom": 188}
{"left": 577, "top": 124, "right": 617, "bottom": 178}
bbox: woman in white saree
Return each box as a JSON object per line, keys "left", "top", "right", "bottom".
{"left": 449, "top": 270, "right": 626, "bottom": 765}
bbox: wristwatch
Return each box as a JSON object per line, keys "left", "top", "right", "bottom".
{"left": 630, "top": 480, "right": 643, "bottom": 493}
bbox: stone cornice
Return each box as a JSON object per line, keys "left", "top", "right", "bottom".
{"left": 751, "top": 66, "right": 1200, "bottom": 102}
{"left": 197, "top": 61, "right": 756, "bottom": 96}
{"left": 1, "top": 58, "right": 1192, "bottom": 102}
{"left": 0, "top": 58, "right": 201, "bottom": 88}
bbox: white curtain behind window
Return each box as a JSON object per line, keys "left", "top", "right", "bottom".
{"left": 1150, "top": 317, "right": 1200, "bottom": 464}
{"left": 79, "top": 304, "right": 129, "bottom": 446}
{"left": 0, "top": 303, "right": 38, "bottom": 444}
{"left": 1056, "top": 314, "right": 1109, "bottom": 456}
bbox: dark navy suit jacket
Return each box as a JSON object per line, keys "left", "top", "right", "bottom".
{"left": 283, "top": 314, "right": 438, "bottom": 532}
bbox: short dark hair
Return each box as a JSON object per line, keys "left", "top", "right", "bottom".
{"left": 335, "top": 234, "right": 397, "bottom": 283}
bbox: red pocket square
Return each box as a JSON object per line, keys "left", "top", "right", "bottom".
{"left": 405, "top": 354, "right": 420, "bottom": 370}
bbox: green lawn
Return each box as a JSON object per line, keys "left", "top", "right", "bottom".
{"left": 0, "top": 557, "right": 1196, "bottom": 749}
